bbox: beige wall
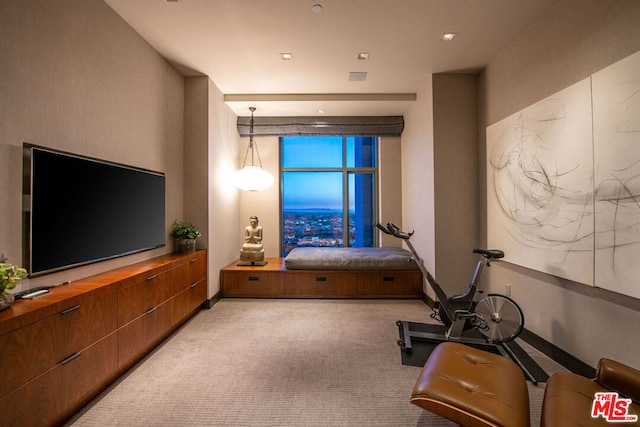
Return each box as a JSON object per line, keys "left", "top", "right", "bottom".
{"left": 378, "top": 136, "right": 403, "bottom": 248}
{"left": 401, "top": 74, "right": 480, "bottom": 298}
{"left": 184, "top": 77, "right": 241, "bottom": 296}
{"left": 207, "top": 80, "right": 242, "bottom": 294}
{"left": 479, "top": 0, "right": 640, "bottom": 367}
{"left": 433, "top": 74, "right": 479, "bottom": 293}
{"left": 401, "top": 79, "right": 436, "bottom": 299}
{"left": 239, "top": 135, "right": 280, "bottom": 258}
{"left": 0, "top": 0, "right": 185, "bottom": 291}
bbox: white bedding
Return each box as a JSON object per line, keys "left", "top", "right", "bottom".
{"left": 284, "top": 247, "right": 418, "bottom": 270}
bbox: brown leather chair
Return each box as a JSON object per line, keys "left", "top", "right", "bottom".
{"left": 541, "top": 358, "right": 640, "bottom": 426}
{"left": 410, "top": 341, "right": 530, "bottom": 426}
{"left": 411, "top": 342, "right": 640, "bottom": 427}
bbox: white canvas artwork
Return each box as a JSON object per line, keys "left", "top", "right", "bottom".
{"left": 592, "top": 50, "right": 640, "bottom": 299}
{"left": 486, "top": 78, "right": 594, "bottom": 285}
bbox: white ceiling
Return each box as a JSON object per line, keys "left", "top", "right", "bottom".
{"left": 104, "top": 0, "right": 558, "bottom": 117}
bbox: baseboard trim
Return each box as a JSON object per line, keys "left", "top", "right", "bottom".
{"left": 202, "top": 291, "right": 222, "bottom": 309}
{"left": 518, "top": 328, "right": 595, "bottom": 378}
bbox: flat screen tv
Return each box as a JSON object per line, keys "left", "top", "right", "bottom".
{"left": 23, "top": 144, "right": 166, "bottom": 277}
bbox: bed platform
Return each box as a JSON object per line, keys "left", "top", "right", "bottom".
{"left": 220, "top": 247, "right": 424, "bottom": 298}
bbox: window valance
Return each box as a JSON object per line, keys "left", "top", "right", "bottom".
{"left": 237, "top": 116, "right": 404, "bottom": 137}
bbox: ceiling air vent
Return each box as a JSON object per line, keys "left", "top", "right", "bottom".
{"left": 348, "top": 72, "right": 367, "bottom": 82}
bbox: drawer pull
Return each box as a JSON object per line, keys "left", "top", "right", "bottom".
{"left": 146, "top": 307, "right": 157, "bottom": 315}
{"left": 248, "top": 276, "right": 260, "bottom": 281}
{"left": 60, "top": 304, "right": 81, "bottom": 315}
{"left": 146, "top": 274, "right": 158, "bottom": 281}
{"left": 60, "top": 352, "right": 81, "bottom": 365}
{"left": 383, "top": 277, "right": 395, "bottom": 282}
{"left": 190, "top": 282, "right": 198, "bottom": 289}
{"left": 190, "top": 258, "right": 198, "bottom": 264}
{"left": 316, "top": 277, "right": 327, "bottom": 282}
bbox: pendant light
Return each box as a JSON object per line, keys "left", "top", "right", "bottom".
{"left": 234, "top": 107, "right": 274, "bottom": 191}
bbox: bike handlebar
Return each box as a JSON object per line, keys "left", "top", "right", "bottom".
{"left": 376, "top": 222, "right": 414, "bottom": 240}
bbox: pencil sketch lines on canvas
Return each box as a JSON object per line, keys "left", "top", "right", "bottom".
{"left": 592, "top": 50, "right": 640, "bottom": 298}
{"left": 489, "top": 109, "right": 592, "bottom": 252}
{"left": 487, "top": 51, "right": 640, "bottom": 297}
{"left": 487, "top": 78, "right": 594, "bottom": 285}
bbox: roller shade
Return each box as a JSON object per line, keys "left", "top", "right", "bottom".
{"left": 237, "top": 116, "right": 404, "bottom": 137}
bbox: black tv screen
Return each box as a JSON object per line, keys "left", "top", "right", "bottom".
{"left": 24, "top": 144, "right": 166, "bottom": 277}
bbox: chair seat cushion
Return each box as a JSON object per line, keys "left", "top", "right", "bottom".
{"left": 411, "top": 342, "right": 530, "bottom": 427}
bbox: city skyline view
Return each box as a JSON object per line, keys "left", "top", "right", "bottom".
{"left": 281, "top": 136, "right": 376, "bottom": 255}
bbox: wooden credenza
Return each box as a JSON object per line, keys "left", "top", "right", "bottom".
{"left": 221, "top": 258, "right": 423, "bottom": 298}
{"left": 0, "top": 250, "right": 207, "bottom": 427}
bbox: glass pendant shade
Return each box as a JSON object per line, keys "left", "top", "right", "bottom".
{"left": 234, "top": 165, "right": 274, "bottom": 191}
{"left": 235, "top": 107, "right": 274, "bottom": 191}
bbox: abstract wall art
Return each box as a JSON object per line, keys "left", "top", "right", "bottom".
{"left": 592, "top": 51, "right": 640, "bottom": 299}
{"left": 487, "top": 78, "right": 594, "bottom": 286}
{"left": 487, "top": 50, "right": 640, "bottom": 298}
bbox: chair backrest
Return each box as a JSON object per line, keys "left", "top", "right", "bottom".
{"left": 597, "top": 358, "right": 640, "bottom": 404}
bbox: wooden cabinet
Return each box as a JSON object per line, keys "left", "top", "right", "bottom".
{"left": 0, "top": 292, "right": 117, "bottom": 398}
{"left": 174, "top": 278, "right": 207, "bottom": 323}
{"left": 220, "top": 259, "right": 285, "bottom": 297}
{"left": 0, "top": 333, "right": 118, "bottom": 427}
{"left": 185, "top": 251, "right": 207, "bottom": 290}
{"left": 118, "top": 298, "right": 175, "bottom": 369}
{"left": 117, "top": 264, "right": 182, "bottom": 327}
{"left": 220, "top": 258, "right": 422, "bottom": 298}
{"left": 283, "top": 271, "right": 351, "bottom": 297}
{"left": 173, "top": 251, "right": 208, "bottom": 324}
{"left": 0, "top": 250, "right": 207, "bottom": 427}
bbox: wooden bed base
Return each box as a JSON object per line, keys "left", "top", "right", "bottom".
{"left": 220, "top": 258, "right": 424, "bottom": 298}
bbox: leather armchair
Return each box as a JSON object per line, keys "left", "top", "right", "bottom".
{"left": 541, "top": 358, "right": 640, "bottom": 426}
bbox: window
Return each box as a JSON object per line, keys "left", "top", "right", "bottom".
{"left": 281, "top": 136, "right": 377, "bottom": 256}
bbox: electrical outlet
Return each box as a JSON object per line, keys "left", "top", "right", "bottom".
{"left": 505, "top": 283, "right": 512, "bottom": 297}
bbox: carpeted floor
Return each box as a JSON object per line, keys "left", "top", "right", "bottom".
{"left": 66, "top": 299, "right": 566, "bottom": 426}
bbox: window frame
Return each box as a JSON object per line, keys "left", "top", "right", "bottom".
{"left": 279, "top": 136, "right": 379, "bottom": 256}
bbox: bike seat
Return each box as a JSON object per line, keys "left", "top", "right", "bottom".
{"left": 472, "top": 249, "right": 504, "bottom": 259}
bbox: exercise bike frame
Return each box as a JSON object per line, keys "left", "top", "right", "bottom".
{"left": 378, "top": 223, "right": 538, "bottom": 383}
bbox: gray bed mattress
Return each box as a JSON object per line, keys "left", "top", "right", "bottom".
{"left": 284, "top": 247, "right": 419, "bottom": 270}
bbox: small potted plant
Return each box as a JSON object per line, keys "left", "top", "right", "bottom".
{"left": 0, "top": 252, "right": 28, "bottom": 311}
{"left": 170, "top": 220, "right": 201, "bottom": 253}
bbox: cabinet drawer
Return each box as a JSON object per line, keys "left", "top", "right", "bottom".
{"left": 222, "top": 271, "right": 284, "bottom": 297}
{"left": 0, "top": 292, "right": 117, "bottom": 398}
{"left": 353, "top": 271, "right": 423, "bottom": 297}
{"left": 174, "top": 278, "right": 207, "bottom": 323}
{"left": 283, "top": 272, "right": 351, "bottom": 297}
{"left": 0, "top": 333, "right": 118, "bottom": 427}
{"left": 117, "top": 265, "right": 181, "bottom": 327}
{"left": 117, "top": 299, "right": 175, "bottom": 370}
{"left": 185, "top": 252, "right": 207, "bottom": 290}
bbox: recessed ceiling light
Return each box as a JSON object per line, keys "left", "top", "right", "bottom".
{"left": 280, "top": 53, "right": 293, "bottom": 60}
{"left": 357, "top": 52, "right": 370, "bottom": 61}
{"left": 441, "top": 32, "right": 456, "bottom": 41}
{"left": 311, "top": 4, "right": 323, "bottom": 13}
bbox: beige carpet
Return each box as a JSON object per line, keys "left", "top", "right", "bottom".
{"left": 66, "top": 299, "right": 565, "bottom": 426}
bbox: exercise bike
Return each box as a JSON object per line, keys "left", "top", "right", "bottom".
{"left": 378, "top": 223, "right": 543, "bottom": 384}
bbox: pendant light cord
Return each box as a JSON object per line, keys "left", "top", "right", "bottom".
{"left": 242, "top": 107, "right": 263, "bottom": 168}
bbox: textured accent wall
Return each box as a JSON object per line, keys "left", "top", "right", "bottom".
{"left": 479, "top": 0, "right": 640, "bottom": 367}
{"left": 433, "top": 73, "right": 479, "bottom": 294}
{"left": 0, "top": 0, "right": 184, "bottom": 289}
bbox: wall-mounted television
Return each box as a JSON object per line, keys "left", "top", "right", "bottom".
{"left": 23, "top": 144, "right": 166, "bottom": 277}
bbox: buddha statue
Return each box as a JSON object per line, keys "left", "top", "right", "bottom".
{"left": 239, "top": 216, "right": 266, "bottom": 264}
